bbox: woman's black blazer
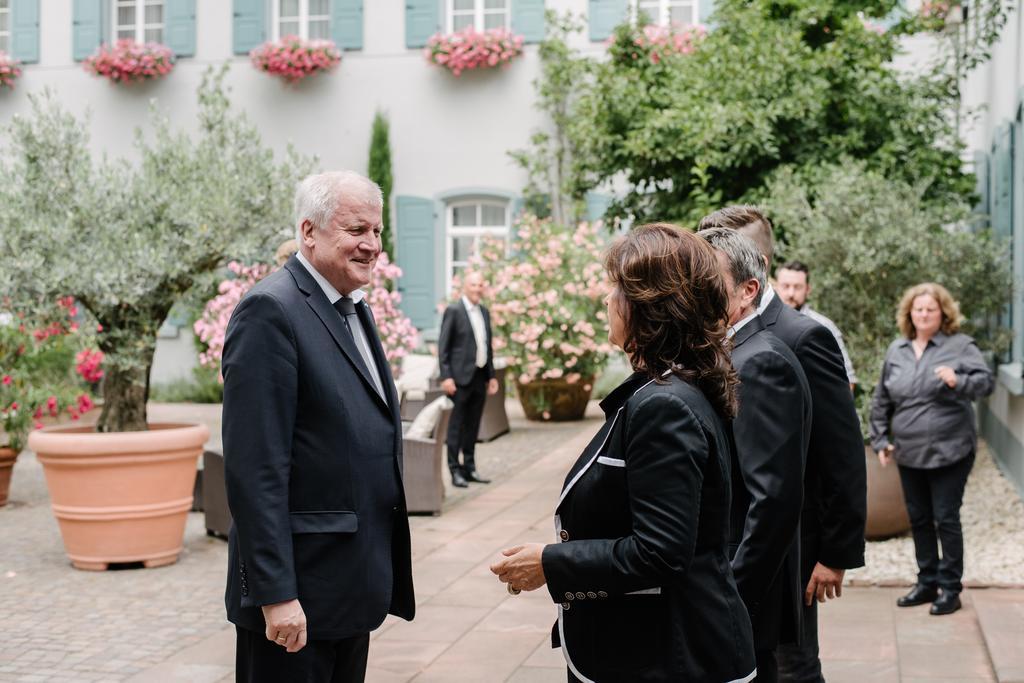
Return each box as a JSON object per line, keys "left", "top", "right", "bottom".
{"left": 541, "top": 372, "right": 757, "bottom": 683}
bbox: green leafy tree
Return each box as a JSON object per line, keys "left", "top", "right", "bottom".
{"left": 0, "top": 66, "right": 313, "bottom": 433}
{"left": 368, "top": 110, "right": 395, "bottom": 262}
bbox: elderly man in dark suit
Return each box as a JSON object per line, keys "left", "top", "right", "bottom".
{"left": 702, "top": 228, "right": 812, "bottom": 683}
{"left": 700, "top": 206, "right": 866, "bottom": 683}
{"left": 222, "top": 171, "right": 415, "bottom": 682}
{"left": 438, "top": 271, "right": 499, "bottom": 488}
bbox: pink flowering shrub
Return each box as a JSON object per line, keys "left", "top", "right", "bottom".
{"left": 633, "top": 23, "right": 707, "bottom": 64}
{"left": 250, "top": 36, "right": 341, "bottom": 83}
{"left": 466, "top": 216, "right": 613, "bottom": 388}
{"left": 75, "top": 349, "right": 105, "bottom": 385}
{"left": 195, "top": 255, "right": 418, "bottom": 379}
{"left": 426, "top": 27, "right": 524, "bottom": 76}
{"left": 83, "top": 40, "right": 175, "bottom": 84}
{"left": 0, "top": 52, "right": 22, "bottom": 90}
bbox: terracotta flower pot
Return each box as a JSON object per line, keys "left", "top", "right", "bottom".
{"left": 864, "top": 444, "right": 911, "bottom": 540}
{"left": 28, "top": 422, "right": 209, "bottom": 571}
{"left": 0, "top": 447, "right": 18, "bottom": 507}
{"left": 515, "top": 377, "right": 594, "bottom": 421}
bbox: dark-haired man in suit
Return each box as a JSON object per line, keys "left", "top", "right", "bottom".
{"left": 702, "top": 227, "right": 812, "bottom": 683}
{"left": 222, "top": 170, "right": 415, "bottom": 682}
{"left": 438, "top": 271, "right": 499, "bottom": 488}
{"left": 700, "top": 206, "right": 866, "bottom": 683}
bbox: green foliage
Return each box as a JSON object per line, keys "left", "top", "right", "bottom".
{"left": 150, "top": 365, "right": 224, "bottom": 404}
{"left": 766, "top": 161, "right": 1011, "bottom": 436}
{"left": 368, "top": 110, "right": 395, "bottom": 262}
{"left": 0, "top": 65, "right": 314, "bottom": 432}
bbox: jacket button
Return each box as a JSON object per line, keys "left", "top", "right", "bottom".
{"left": 561, "top": 602, "right": 571, "bottom": 611}
{"left": 587, "top": 592, "right": 597, "bottom": 599}
{"left": 598, "top": 591, "right": 608, "bottom": 598}
{"left": 559, "top": 530, "right": 569, "bottom": 542}
{"left": 575, "top": 592, "right": 586, "bottom": 600}
{"left": 564, "top": 592, "right": 574, "bottom": 600}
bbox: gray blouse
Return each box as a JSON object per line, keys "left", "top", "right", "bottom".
{"left": 869, "top": 332, "right": 994, "bottom": 469}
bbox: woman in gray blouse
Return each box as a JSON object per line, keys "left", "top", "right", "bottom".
{"left": 870, "top": 283, "right": 994, "bottom": 616}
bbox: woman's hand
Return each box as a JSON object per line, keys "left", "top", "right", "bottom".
{"left": 490, "top": 543, "right": 548, "bottom": 593}
{"left": 877, "top": 444, "right": 895, "bottom": 468}
{"left": 935, "top": 365, "right": 958, "bottom": 388}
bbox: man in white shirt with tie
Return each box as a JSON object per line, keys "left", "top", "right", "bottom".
{"left": 438, "top": 272, "right": 499, "bottom": 488}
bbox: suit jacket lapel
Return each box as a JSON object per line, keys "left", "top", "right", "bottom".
{"left": 761, "top": 295, "right": 783, "bottom": 328}
{"left": 731, "top": 315, "right": 765, "bottom": 350}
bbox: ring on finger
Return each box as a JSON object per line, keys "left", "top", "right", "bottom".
{"left": 507, "top": 583, "right": 521, "bottom": 596}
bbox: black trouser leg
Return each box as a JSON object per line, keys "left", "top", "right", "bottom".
{"left": 754, "top": 648, "right": 779, "bottom": 683}
{"left": 898, "top": 464, "right": 941, "bottom": 589}
{"left": 235, "top": 626, "right": 369, "bottom": 683}
{"left": 930, "top": 453, "right": 974, "bottom": 593}
{"left": 777, "top": 599, "right": 823, "bottom": 683}
{"left": 446, "top": 369, "right": 486, "bottom": 474}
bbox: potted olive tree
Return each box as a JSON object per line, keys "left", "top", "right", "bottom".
{"left": 768, "top": 160, "right": 1011, "bottom": 539}
{"left": 0, "top": 66, "right": 311, "bottom": 569}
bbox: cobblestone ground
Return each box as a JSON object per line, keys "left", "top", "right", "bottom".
{"left": 0, "top": 400, "right": 602, "bottom": 682}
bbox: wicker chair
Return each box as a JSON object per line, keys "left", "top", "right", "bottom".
{"left": 402, "top": 408, "right": 451, "bottom": 515}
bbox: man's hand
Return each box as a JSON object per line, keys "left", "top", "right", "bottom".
{"left": 490, "top": 543, "right": 547, "bottom": 592}
{"left": 804, "top": 563, "right": 845, "bottom": 606}
{"left": 487, "top": 378, "right": 499, "bottom": 396}
{"left": 877, "top": 443, "right": 895, "bottom": 468}
{"left": 441, "top": 378, "right": 457, "bottom": 397}
{"left": 262, "top": 599, "right": 307, "bottom": 653}
{"left": 935, "top": 365, "right": 958, "bottom": 389}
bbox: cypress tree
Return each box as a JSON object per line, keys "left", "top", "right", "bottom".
{"left": 368, "top": 111, "right": 394, "bottom": 262}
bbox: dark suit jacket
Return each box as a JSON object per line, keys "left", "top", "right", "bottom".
{"left": 761, "top": 294, "right": 866, "bottom": 579}
{"left": 728, "top": 315, "right": 811, "bottom": 650}
{"left": 221, "top": 255, "right": 415, "bottom": 640}
{"left": 542, "top": 372, "right": 756, "bottom": 683}
{"left": 437, "top": 300, "right": 495, "bottom": 386}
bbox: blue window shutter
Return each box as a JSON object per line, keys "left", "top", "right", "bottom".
{"left": 698, "top": 0, "right": 715, "bottom": 25}
{"left": 512, "top": 0, "right": 545, "bottom": 43}
{"left": 585, "top": 192, "right": 613, "bottom": 223}
{"left": 589, "top": 0, "right": 628, "bottom": 42}
{"left": 165, "top": 0, "right": 196, "bottom": 57}
{"left": 72, "top": 0, "right": 105, "bottom": 61}
{"left": 233, "top": 0, "right": 267, "bottom": 55}
{"left": 396, "top": 196, "right": 438, "bottom": 329}
{"left": 332, "top": 0, "right": 363, "bottom": 49}
{"left": 973, "top": 150, "right": 990, "bottom": 220}
{"left": 406, "top": 0, "right": 441, "bottom": 49}
{"left": 10, "top": 0, "right": 40, "bottom": 63}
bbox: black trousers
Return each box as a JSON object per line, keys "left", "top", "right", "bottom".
{"left": 235, "top": 626, "right": 369, "bottom": 683}
{"left": 447, "top": 367, "right": 487, "bottom": 475}
{"left": 897, "top": 453, "right": 975, "bottom": 593}
{"left": 754, "top": 648, "right": 779, "bottom": 683}
{"left": 776, "top": 599, "right": 822, "bottom": 683}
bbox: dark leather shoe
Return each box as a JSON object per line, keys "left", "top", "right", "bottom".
{"left": 451, "top": 470, "right": 469, "bottom": 488}
{"left": 897, "top": 584, "right": 939, "bottom": 607}
{"left": 930, "top": 591, "right": 962, "bottom": 615}
{"left": 464, "top": 470, "right": 491, "bottom": 484}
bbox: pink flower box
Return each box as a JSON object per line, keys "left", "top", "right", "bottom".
{"left": 249, "top": 36, "right": 342, "bottom": 83}
{"left": 83, "top": 40, "right": 175, "bottom": 84}
{"left": 425, "top": 27, "right": 525, "bottom": 77}
{"left": 0, "top": 51, "right": 23, "bottom": 90}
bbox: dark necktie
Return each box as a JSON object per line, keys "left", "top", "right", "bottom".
{"left": 333, "top": 297, "right": 385, "bottom": 400}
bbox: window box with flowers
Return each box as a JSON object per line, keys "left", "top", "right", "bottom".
{"left": 426, "top": 27, "right": 525, "bottom": 76}
{"left": 83, "top": 40, "right": 175, "bottom": 84}
{"left": 0, "top": 51, "right": 20, "bottom": 90}
{"left": 250, "top": 36, "right": 342, "bottom": 84}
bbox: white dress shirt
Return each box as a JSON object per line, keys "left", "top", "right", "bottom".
{"left": 461, "top": 296, "right": 488, "bottom": 369}
{"left": 728, "top": 309, "right": 759, "bottom": 339}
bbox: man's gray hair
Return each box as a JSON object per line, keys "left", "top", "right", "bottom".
{"left": 699, "top": 227, "right": 767, "bottom": 307}
{"left": 294, "top": 171, "right": 383, "bottom": 243}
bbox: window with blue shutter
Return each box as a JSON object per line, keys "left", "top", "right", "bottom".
{"left": 72, "top": 0, "right": 107, "bottom": 61}
{"left": 396, "top": 196, "right": 439, "bottom": 330}
{"left": 511, "top": 0, "right": 545, "bottom": 43}
{"left": 164, "top": 0, "right": 196, "bottom": 57}
{"left": 991, "top": 123, "right": 1014, "bottom": 343}
{"left": 589, "top": 0, "right": 627, "bottom": 42}
{"left": 406, "top": 0, "right": 440, "bottom": 49}
{"left": 332, "top": 0, "right": 362, "bottom": 49}
{"left": 233, "top": 0, "right": 267, "bottom": 54}
{"left": 585, "top": 192, "right": 613, "bottom": 223}
{"left": 973, "top": 150, "right": 990, "bottom": 227}
{"left": 698, "top": 0, "right": 715, "bottom": 25}
{"left": 10, "top": 0, "right": 39, "bottom": 63}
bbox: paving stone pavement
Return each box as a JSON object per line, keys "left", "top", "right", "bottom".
{"left": 2, "top": 400, "right": 1022, "bottom": 682}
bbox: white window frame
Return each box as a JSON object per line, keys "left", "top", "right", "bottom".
{"left": 445, "top": 199, "right": 511, "bottom": 294}
{"left": 633, "top": 0, "right": 701, "bottom": 26}
{"left": 0, "top": 0, "right": 10, "bottom": 55}
{"left": 446, "top": 0, "right": 510, "bottom": 33}
{"left": 113, "top": 0, "right": 165, "bottom": 44}
{"left": 272, "top": 0, "right": 332, "bottom": 41}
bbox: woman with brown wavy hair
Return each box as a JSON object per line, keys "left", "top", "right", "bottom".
{"left": 491, "top": 224, "right": 756, "bottom": 682}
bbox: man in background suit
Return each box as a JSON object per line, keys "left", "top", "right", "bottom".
{"left": 438, "top": 271, "right": 499, "bottom": 488}
{"left": 699, "top": 206, "right": 866, "bottom": 683}
{"left": 222, "top": 171, "right": 415, "bottom": 682}
{"left": 702, "top": 228, "right": 812, "bottom": 683}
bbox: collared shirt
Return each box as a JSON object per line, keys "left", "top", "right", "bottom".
{"left": 461, "top": 296, "right": 488, "bottom": 368}
{"left": 869, "top": 332, "right": 994, "bottom": 469}
{"left": 296, "top": 251, "right": 386, "bottom": 397}
{"left": 798, "top": 304, "right": 858, "bottom": 385}
{"left": 727, "top": 310, "right": 759, "bottom": 339}
{"left": 756, "top": 285, "right": 775, "bottom": 316}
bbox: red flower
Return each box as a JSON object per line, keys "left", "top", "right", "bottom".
{"left": 1, "top": 375, "right": 10, "bottom": 386}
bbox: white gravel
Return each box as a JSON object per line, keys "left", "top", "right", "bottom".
{"left": 846, "top": 442, "right": 1024, "bottom": 587}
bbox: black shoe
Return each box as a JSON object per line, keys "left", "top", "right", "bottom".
{"left": 930, "top": 591, "right": 962, "bottom": 615}
{"left": 452, "top": 470, "right": 469, "bottom": 488}
{"left": 897, "top": 584, "right": 939, "bottom": 607}
{"left": 464, "top": 470, "right": 491, "bottom": 484}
